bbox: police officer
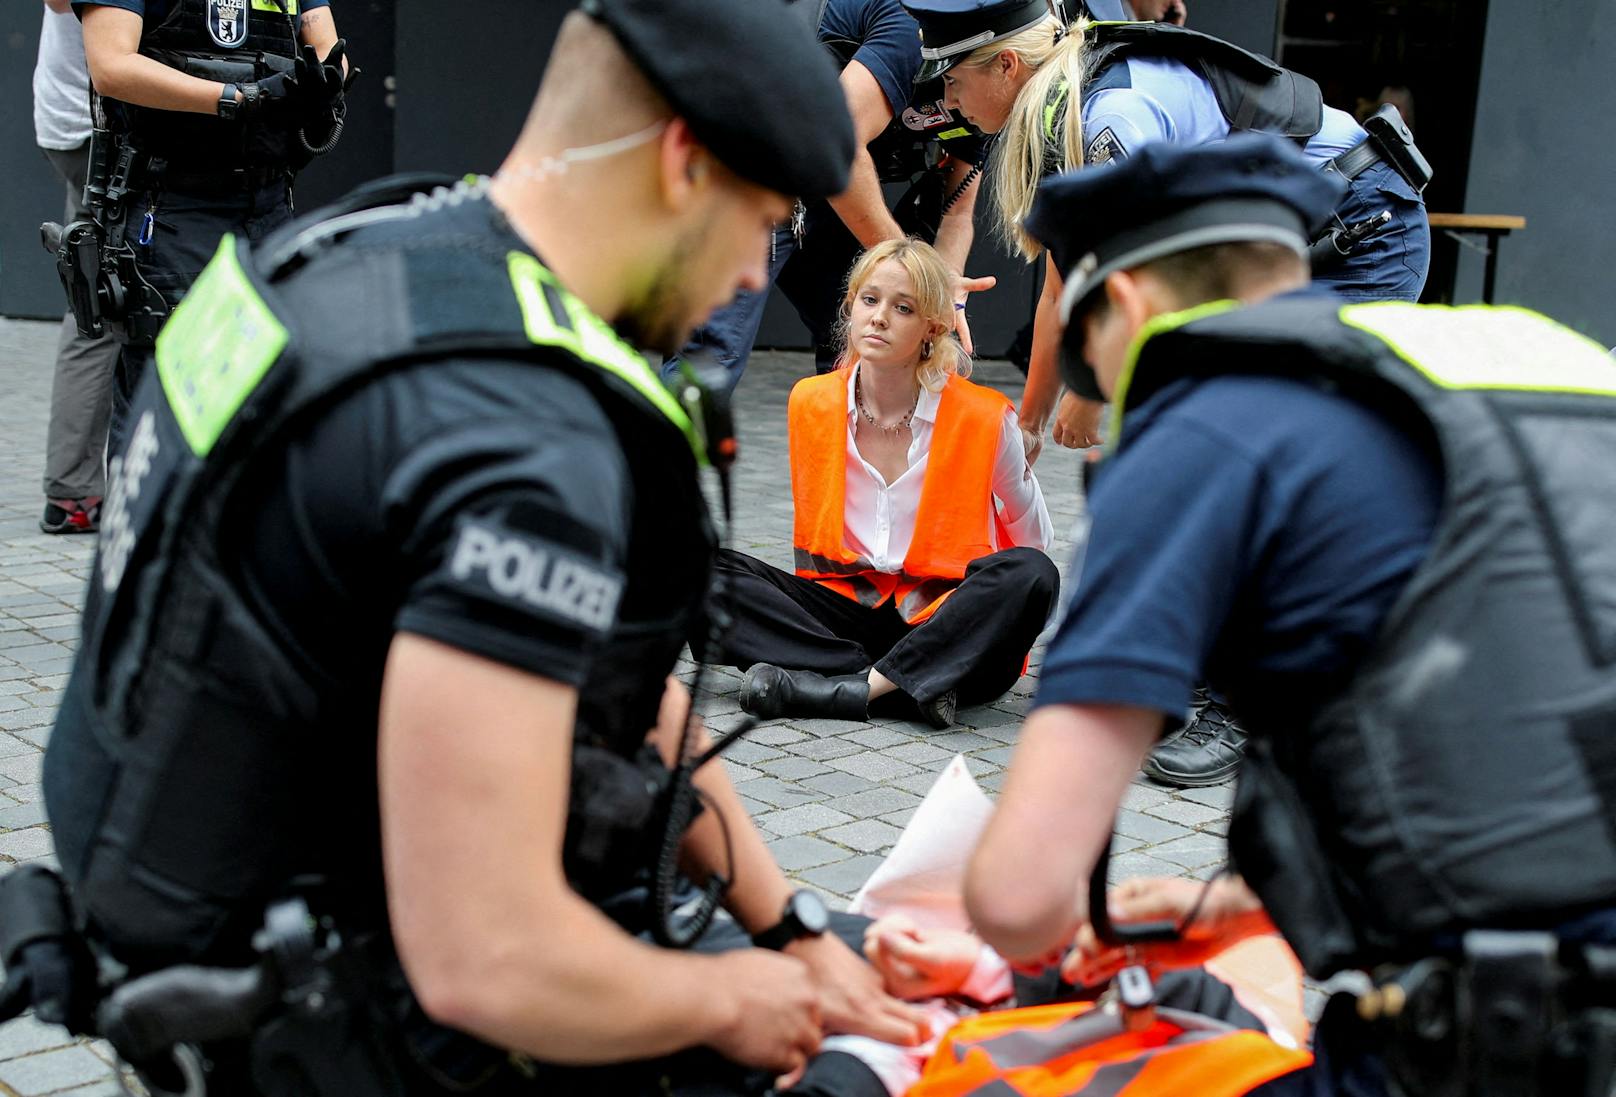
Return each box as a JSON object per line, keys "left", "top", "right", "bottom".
{"left": 76, "top": 0, "right": 353, "bottom": 446}
{"left": 666, "top": 0, "right": 998, "bottom": 392}
{"left": 36, "top": 1, "right": 931, "bottom": 1093}
{"left": 904, "top": 0, "right": 1435, "bottom": 786}
{"left": 965, "top": 134, "right": 1616, "bottom": 1096}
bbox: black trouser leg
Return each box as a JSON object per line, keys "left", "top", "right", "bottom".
{"left": 774, "top": 203, "right": 863, "bottom": 374}
{"left": 876, "top": 547, "right": 1060, "bottom": 706}
{"left": 703, "top": 550, "right": 901, "bottom": 676}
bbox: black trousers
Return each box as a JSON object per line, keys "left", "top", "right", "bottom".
{"left": 709, "top": 547, "right": 1059, "bottom": 706}
{"left": 108, "top": 178, "right": 295, "bottom": 452}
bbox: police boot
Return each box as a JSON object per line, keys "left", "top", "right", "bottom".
{"left": 740, "top": 664, "right": 870, "bottom": 722}
{"left": 1142, "top": 689, "right": 1247, "bottom": 788}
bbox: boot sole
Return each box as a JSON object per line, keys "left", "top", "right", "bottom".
{"left": 1140, "top": 756, "right": 1240, "bottom": 788}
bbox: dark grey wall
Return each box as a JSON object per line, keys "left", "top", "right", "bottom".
{"left": 1186, "top": 5, "right": 1278, "bottom": 54}
{"left": 1458, "top": 1, "right": 1615, "bottom": 345}
{"left": 2, "top": 12, "right": 72, "bottom": 320}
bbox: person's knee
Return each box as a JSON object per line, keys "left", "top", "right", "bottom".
{"left": 991, "top": 547, "right": 1061, "bottom": 607}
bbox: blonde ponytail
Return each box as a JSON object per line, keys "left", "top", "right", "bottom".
{"left": 966, "top": 17, "right": 1091, "bottom": 259}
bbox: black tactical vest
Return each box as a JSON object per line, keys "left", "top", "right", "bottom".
{"left": 43, "top": 179, "right": 712, "bottom": 969}
{"left": 1118, "top": 295, "right": 1616, "bottom": 976}
{"left": 109, "top": 0, "right": 301, "bottom": 174}
{"left": 1084, "top": 22, "right": 1323, "bottom": 141}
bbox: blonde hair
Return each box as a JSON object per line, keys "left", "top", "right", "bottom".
{"left": 962, "top": 16, "right": 1091, "bottom": 259}
{"left": 834, "top": 239, "right": 971, "bottom": 392}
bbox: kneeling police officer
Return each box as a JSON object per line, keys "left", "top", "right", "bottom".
{"left": 966, "top": 134, "right": 1616, "bottom": 1096}
{"left": 24, "top": 1, "right": 931, "bottom": 1093}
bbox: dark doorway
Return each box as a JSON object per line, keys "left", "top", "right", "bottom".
{"left": 1276, "top": 0, "right": 1490, "bottom": 300}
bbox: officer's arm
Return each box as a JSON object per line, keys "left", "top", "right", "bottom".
{"left": 295, "top": 5, "right": 349, "bottom": 72}
{"left": 826, "top": 60, "right": 907, "bottom": 247}
{"left": 378, "top": 635, "right": 766, "bottom": 1064}
{"left": 1018, "top": 254, "right": 1067, "bottom": 442}
{"left": 81, "top": 5, "right": 237, "bottom": 114}
{"left": 965, "top": 702, "right": 1161, "bottom": 964}
{"left": 931, "top": 155, "right": 981, "bottom": 275}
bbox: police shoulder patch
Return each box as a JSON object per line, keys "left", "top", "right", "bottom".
{"left": 1085, "top": 126, "right": 1127, "bottom": 165}
{"left": 445, "top": 516, "right": 625, "bottom": 637}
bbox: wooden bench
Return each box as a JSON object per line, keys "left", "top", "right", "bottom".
{"left": 1427, "top": 213, "right": 1527, "bottom": 304}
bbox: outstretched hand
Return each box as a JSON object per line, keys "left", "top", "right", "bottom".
{"left": 862, "top": 914, "right": 981, "bottom": 1000}
{"left": 952, "top": 273, "right": 998, "bottom": 356}
{"left": 786, "top": 931, "right": 933, "bottom": 1047}
{"left": 1060, "top": 875, "right": 1275, "bottom": 987}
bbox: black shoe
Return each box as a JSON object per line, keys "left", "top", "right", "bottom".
{"left": 916, "top": 690, "right": 956, "bottom": 730}
{"left": 740, "top": 664, "right": 870, "bottom": 722}
{"left": 1142, "top": 693, "right": 1247, "bottom": 787}
{"left": 40, "top": 496, "right": 101, "bottom": 535}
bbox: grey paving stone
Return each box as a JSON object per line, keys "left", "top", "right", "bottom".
{"left": 822, "top": 787, "right": 923, "bottom": 819}
{"left": 879, "top": 807, "right": 918, "bottom": 828}
{"left": 0, "top": 1045, "right": 111, "bottom": 1094}
{"left": 746, "top": 725, "right": 809, "bottom": 747}
{"left": 0, "top": 829, "right": 55, "bottom": 862}
{"left": 782, "top": 736, "right": 866, "bottom": 762}
{"left": 819, "top": 818, "right": 904, "bottom": 853}
{"left": 1179, "top": 784, "right": 1235, "bottom": 809}
{"left": 969, "top": 745, "right": 1016, "bottom": 767}
{"left": 839, "top": 726, "right": 913, "bottom": 750}
{"left": 923, "top": 730, "right": 997, "bottom": 753}
{"left": 1107, "top": 852, "right": 1183, "bottom": 880}
{"left": 785, "top": 718, "right": 878, "bottom": 736}
{"left": 728, "top": 776, "right": 825, "bottom": 809}
{"left": 798, "top": 854, "right": 886, "bottom": 897}
{"left": 798, "top": 771, "right": 880, "bottom": 798}
{"left": 0, "top": 1017, "right": 77, "bottom": 1060}
{"left": 753, "top": 755, "right": 831, "bottom": 781}
{"left": 1147, "top": 834, "right": 1228, "bottom": 870}
{"left": 719, "top": 740, "right": 785, "bottom": 766}
{"left": 1141, "top": 798, "right": 1226, "bottom": 828}
{"left": 1121, "top": 782, "right": 1173, "bottom": 812}
{"left": 766, "top": 835, "right": 847, "bottom": 872}
{"left": 883, "top": 741, "right": 953, "bottom": 768}
{"left": 1112, "top": 808, "right": 1193, "bottom": 845}
{"left": 755, "top": 803, "right": 855, "bottom": 837}
{"left": 0, "top": 802, "right": 48, "bottom": 830}
{"left": 824, "top": 752, "right": 920, "bottom": 782}
{"left": 3, "top": 785, "right": 42, "bottom": 806}
{"left": 0, "top": 755, "right": 42, "bottom": 784}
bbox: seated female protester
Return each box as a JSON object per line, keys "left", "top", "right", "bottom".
{"left": 710, "top": 238, "right": 1058, "bottom": 730}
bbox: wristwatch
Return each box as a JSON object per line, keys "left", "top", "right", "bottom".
{"left": 217, "top": 83, "right": 241, "bottom": 120}
{"left": 752, "top": 890, "right": 829, "bottom": 951}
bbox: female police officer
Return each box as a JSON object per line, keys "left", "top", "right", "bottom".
{"left": 39, "top": 1, "right": 930, "bottom": 1093}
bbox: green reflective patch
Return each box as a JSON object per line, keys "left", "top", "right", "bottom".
{"left": 1341, "top": 303, "right": 1616, "bottom": 398}
{"left": 1108, "top": 299, "right": 1239, "bottom": 448}
{"left": 251, "top": 0, "right": 297, "bottom": 12}
{"left": 506, "top": 252, "right": 702, "bottom": 460}
{"left": 155, "top": 236, "right": 288, "bottom": 457}
{"left": 937, "top": 127, "right": 971, "bottom": 140}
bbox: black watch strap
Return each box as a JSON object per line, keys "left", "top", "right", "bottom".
{"left": 752, "top": 890, "right": 829, "bottom": 951}
{"left": 218, "top": 83, "right": 240, "bottom": 120}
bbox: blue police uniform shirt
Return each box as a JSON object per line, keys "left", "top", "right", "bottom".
{"left": 1034, "top": 292, "right": 1443, "bottom": 729}
{"left": 74, "top": 0, "right": 328, "bottom": 20}
{"left": 822, "top": 0, "right": 924, "bottom": 117}
{"left": 1080, "top": 57, "right": 1363, "bottom": 167}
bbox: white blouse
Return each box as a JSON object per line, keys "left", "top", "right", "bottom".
{"left": 840, "top": 366, "right": 1054, "bottom": 574}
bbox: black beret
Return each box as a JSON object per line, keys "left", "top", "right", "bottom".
{"left": 901, "top": 0, "right": 1053, "bottom": 82}
{"left": 1025, "top": 132, "right": 1347, "bottom": 322}
{"left": 582, "top": 0, "right": 854, "bottom": 199}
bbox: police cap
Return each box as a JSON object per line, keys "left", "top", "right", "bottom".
{"left": 1026, "top": 133, "right": 1346, "bottom": 325}
{"left": 581, "top": 0, "right": 854, "bottom": 199}
{"left": 901, "top": 0, "right": 1055, "bottom": 82}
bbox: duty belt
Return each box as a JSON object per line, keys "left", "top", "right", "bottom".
{"left": 135, "top": 157, "right": 291, "bottom": 198}
{"left": 1329, "top": 135, "right": 1417, "bottom": 192}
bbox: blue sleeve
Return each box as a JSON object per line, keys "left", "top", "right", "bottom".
{"left": 1034, "top": 418, "right": 1269, "bottom": 719}
{"left": 300, "top": 0, "right": 330, "bottom": 10}
{"left": 822, "top": 0, "right": 920, "bottom": 117}
{"left": 1081, "top": 87, "right": 1174, "bottom": 163}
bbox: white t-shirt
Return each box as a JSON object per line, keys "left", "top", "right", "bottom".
{"left": 839, "top": 366, "right": 1054, "bottom": 573}
{"left": 34, "top": 7, "right": 94, "bottom": 151}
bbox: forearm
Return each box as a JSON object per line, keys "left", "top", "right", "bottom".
{"left": 88, "top": 52, "right": 228, "bottom": 114}
{"left": 931, "top": 171, "right": 980, "bottom": 274}
{"left": 1018, "top": 273, "right": 1065, "bottom": 433}
{"left": 683, "top": 754, "right": 795, "bottom": 935}
{"left": 827, "top": 148, "right": 906, "bottom": 248}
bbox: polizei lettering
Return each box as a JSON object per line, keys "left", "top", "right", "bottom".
{"left": 208, "top": 0, "right": 248, "bottom": 48}
{"left": 448, "top": 520, "right": 623, "bottom": 634}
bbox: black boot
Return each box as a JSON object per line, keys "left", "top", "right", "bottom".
{"left": 740, "top": 664, "right": 871, "bottom": 722}
{"left": 911, "top": 690, "right": 957, "bottom": 730}
{"left": 1142, "top": 689, "right": 1247, "bottom": 788}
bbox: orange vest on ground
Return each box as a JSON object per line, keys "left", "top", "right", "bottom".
{"left": 789, "top": 370, "right": 1013, "bottom": 625}
{"left": 910, "top": 1001, "right": 1313, "bottom": 1097}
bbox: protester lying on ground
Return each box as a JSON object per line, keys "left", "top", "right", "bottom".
{"left": 701, "top": 238, "right": 1057, "bottom": 731}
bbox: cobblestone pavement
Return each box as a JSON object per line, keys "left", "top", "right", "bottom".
{"left": 0, "top": 316, "right": 1233, "bottom": 1094}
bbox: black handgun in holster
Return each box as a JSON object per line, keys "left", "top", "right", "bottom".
{"left": 40, "top": 124, "right": 169, "bottom": 343}
{"left": 1362, "top": 102, "right": 1433, "bottom": 195}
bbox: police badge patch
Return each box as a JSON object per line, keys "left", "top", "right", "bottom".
{"left": 208, "top": 0, "right": 249, "bottom": 48}
{"left": 1085, "top": 127, "right": 1126, "bottom": 165}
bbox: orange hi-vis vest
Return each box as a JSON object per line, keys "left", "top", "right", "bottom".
{"left": 789, "top": 369, "right": 1013, "bottom": 624}
{"left": 910, "top": 1000, "right": 1313, "bottom": 1097}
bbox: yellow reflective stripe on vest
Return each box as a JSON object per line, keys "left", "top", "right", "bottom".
{"left": 1340, "top": 302, "right": 1616, "bottom": 397}
{"left": 156, "top": 235, "right": 289, "bottom": 457}
{"left": 506, "top": 251, "right": 703, "bottom": 461}
{"left": 251, "top": 0, "right": 297, "bottom": 12}
{"left": 1107, "top": 298, "right": 1240, "bottom": 449}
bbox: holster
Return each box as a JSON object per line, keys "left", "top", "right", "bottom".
{"left": 563, "top": 742, "right": 683, "bottom": 908}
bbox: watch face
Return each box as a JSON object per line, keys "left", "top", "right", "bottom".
{"left": 790, "top": 890, "right": 829, "bottom": 935}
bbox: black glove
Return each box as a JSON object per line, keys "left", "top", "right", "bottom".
{"left": 244, "top": 66, "right": 301, "bottom": 121}
{"left": 0, "top": 866, "right": 98, "bottom": 1035}
{"left": 295, "top": 39, "right": 348, "bottom": 114}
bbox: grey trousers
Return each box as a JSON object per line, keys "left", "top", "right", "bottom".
{"left": 40, "top": 143, "right": 118, "bottom": 501}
